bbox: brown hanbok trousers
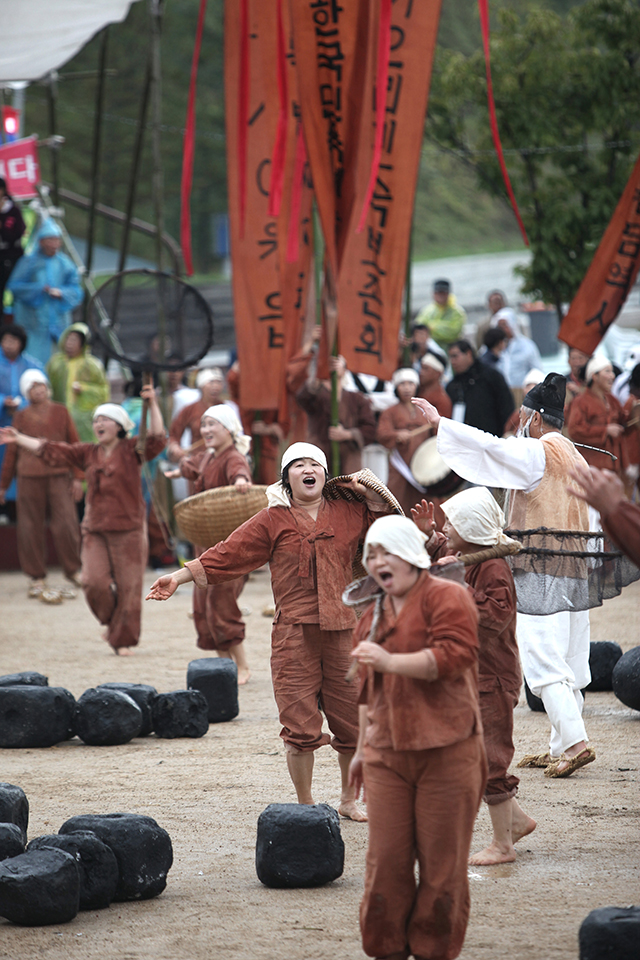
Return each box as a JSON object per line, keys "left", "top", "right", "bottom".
{"left": 17, "top": 475, "right": 81, "bottom": 580}
{"left": 81, "top": 527, "right": 147, "bottom": 650}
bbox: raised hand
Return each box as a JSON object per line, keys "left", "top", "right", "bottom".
{"left": 410, "top": 499, "right": 437, "bottom": 534}
{"left": 411, "top": 396, "right": 441, "bottom": 427}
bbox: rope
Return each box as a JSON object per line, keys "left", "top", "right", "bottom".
{"left": 460, "top": 541, "right": 521, "bottom": 565}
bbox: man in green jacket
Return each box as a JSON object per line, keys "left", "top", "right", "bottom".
{"left": 415, "top": 279, "right": 467, "bottom": 353}
{"left": 46, "top": 322, "right": 110, "bottom": 441}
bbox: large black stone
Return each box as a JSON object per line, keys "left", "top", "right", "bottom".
{"left": 0, "top": 824, "right": 25, "bottom": 861}
{"left": 0, "top": 785, "right": 28, "bottom": 842}
{"left": 75, "top": 688, "right": 143, "bottom": 746}
{"left": 612, "top": 646, "right": 640, "bottom": 711}
{"left": 256, "top": 803, "right": 344, "bottom": 888}
{"left": 579, "top": 905, "right": 640, "bottom": 960}
{"left": 59, "top": 813, "right": 173, "bottom": 902}
{"left": 0, "top": 849, "right": 80, "bottom": 925}
{"left": 0, "top": 687, "right": 76, "bottom": 749}
{"left": 151, "top": 690, "right": 209, "bottom": 739}
{"left": 524, "top": 679, "right": 546, "bottom": 712}
{"left": 98, "top": 683, "right": 157, "bottom": 737}
{"left": 0, "top": 671, "right": 48, "bottom": 688}
{"left": 186, "top": 658, "right": 239, "bottom": 723}
{"left": 27, "top": 832, "right": 118, "bottom": 910}
{"left": 586, "top": 641, "right": 624, "bottom": 692}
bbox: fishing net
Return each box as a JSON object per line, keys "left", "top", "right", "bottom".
{"left": 87, "top": 269, "right": 214, "bottom": 373}
{"left": 505, "top": 527, "right": 640, "bottom": 615}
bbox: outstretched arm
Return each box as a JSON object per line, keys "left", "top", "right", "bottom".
{"left": 0, "top": 426, "right": 43, "bottom": 454}
{"left": 146, "top": 565, "right": 194, "bottom": 601}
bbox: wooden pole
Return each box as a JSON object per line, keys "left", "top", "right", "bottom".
{"left": 85, "top": 27, "right": 110, "bottom": 300}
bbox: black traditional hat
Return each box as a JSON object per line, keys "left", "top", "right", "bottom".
{"left": 523, "top": 373, "right": 566, "bottom": 422}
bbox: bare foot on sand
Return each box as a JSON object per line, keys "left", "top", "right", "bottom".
{"left": 469, "top": 841, "right": 516, "bottom": 866}
{"left": 237, "top": 667, "right": 250, "bottom": 685}
{"left": 512, "top": 813, "right": 537, "bottom": 844}
{"left": 114, "top": 647, "right": 134, "bottom": 656}
{"left": 338, "top": 800, "right": 368, "bottom": 822}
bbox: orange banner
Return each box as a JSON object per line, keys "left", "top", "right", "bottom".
{"left": 289, "top": 0, "right": 371, "bottom": 277}
{"left": 559, "top": 152, "right": 640, "bottom": 354}
{"left": 336, "top": 0, "right": 442, "bottom": 379}
{"left": 225, "top": 0, "right": 284, "bottom": 410}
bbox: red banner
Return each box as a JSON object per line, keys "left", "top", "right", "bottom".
{"left": 0, "top": 136, "right": 40, "bottom": 200}
{"left": 336, "top": 0, "right": 442, "bottom": 379}
{"left": 559, "top": 152, "right": 640, "bottom": 354}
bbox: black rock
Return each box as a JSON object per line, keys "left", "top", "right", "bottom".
{"left": 59, "top": 813, "right": 173, "bottom": 902}
{"left": 0, "top": 848, "right": 80, "bottom": 925}
{"left": 612, "top": 646, "right": 640, "bottom": 712}
{"left": 0, "top": 687, "right": 76, "bottom": 749}
{"left": 524, "top": 679, "right": 546, "bottom": 712}
{"left": 27, "top": 832, "right": 118, "bottom": 910}
{"left": 75, "top": 688, "right": 143, "bottom": 746}
{"left": 0, "top": 785, "right": 28, "bottom": 842}
{"left": 98, "top": 683, "right": 158, "bottom": 737}
{"left": 586, "top": 641, "right": 623, "bottom": 692}
{"left": 256, "top": 803, "right": 344, "bottom": 888}
{"left": 187, "top": 658, "right": 239, "bottom": 723}
{"left": 0, "top": 671, "right": 48, "bottom": 688}
{"left": 579, "top": 905, "right": 640, "bottom": 960}
{"left": 0, "top": 824, "right": 25, "bottom": 861}
{"left": 151, "top": 690, "right": 209, "bottom": 739}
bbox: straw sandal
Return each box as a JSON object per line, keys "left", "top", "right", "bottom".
{"left": 58, "top": 586, "right": 78, "bottom": 600}
{"left": 40, "top": 589, "right": 63, "bottom": 605}
{"left": 544, "top": 747, "right": 596, "bottom": 779}
{"left": 28, "top": 579, "right": 46, "bottom": 598}
{"left": 517, "top": 752, "right": 560, "bottom": 769}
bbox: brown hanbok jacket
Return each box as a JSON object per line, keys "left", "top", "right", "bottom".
{"left": 186, "top": 497, "right": 386, "bottom": 631}
{"left": 0, "top": 402, "right": 81, "bottom": 486}
{"left": 567, "top": 388, "right": 629, "bottom": 472}
{"left": 355, "top": 571, "right": 481, "bottom": 752}
{"left": 40, "top": 434, "right": 166, "bottom": 532}
{"left": 180, "top": 443, "right": 251, "bottom": 493}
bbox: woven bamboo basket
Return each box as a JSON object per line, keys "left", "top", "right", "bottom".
{"left": 174, "top": 485, "right": 268, "bottom": 548}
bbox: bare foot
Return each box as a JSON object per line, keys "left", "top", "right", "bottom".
{"left": 114, "top": 647, "right": 134, "bottom": 656}
{"left": 338, "top": 800, "right": 368, "bottom": 822}
{"left": 237, "top": 667, "right": 251, "bottom": 685}
{"left": 469, "top": 841, "right": 516, "bottom": 866}
{"left": 512, "top": 814, "right": 537, "bottom": 844}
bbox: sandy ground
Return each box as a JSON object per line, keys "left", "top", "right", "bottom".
{"left": 0, "top": 565, "right": 638, "bottom": 960}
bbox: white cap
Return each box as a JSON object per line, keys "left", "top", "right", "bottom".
{"left": 392, "top": 368, "right": 420, "bottom": 389}
{"left": 196, "top": 367, "right": 224, "bottom": 389}
{"left": 585, "top": 354, "right": 612, "bottom": 384}
{"left": 201, "top": 404, "right": 250, "bottom": 456}
{"left": 92, "top": 403, "right": 135, "bottom": 435}
{"left": 19, "top": 368, "right": 49, "bottom": 399}
{"left": 281, "top": 442, "right": 328, "bottom": 473}
{"left": 363, "top": 515, "right": 431, "bottom": 572}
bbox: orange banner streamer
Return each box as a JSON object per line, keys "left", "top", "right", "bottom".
{"left": 336, "top": 0, "right": 442, "bottom": 379}
{"left": 559, "top": 152, "right": 640, "bottom": 354}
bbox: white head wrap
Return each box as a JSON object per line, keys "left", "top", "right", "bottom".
{"left": 392, "top": 367, "right": 419, "bottom": 389}
{"left": 92, "top": 403, "right": 135, "bottom": 435}
{"left": 266, "top": 442, "right": 328, "bottom": 508}
{"left": 19, "top": 368, "right": 50, "bottom": 399}
{"left": 522, "top": 368, "right": 545, "bottom": 390}
{"left": 363, "top": 515, "right": 431, "bottom": 572}
{"left": 201, "top": 404, "right": 251, "bottom": 456}
{"left": 196, "top": 367, "right": 224, "bottom": 389}
{"left": 441, "top": 486, "right": 519, "bottom": 548}
{"left": 585, "top": 354, "right": 612, "bottom": 384}
{"left": 421, "top": 352, "right": 445, "bottom": 374}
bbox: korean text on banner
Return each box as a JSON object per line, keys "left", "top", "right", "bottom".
{"left": 0, "top": 136, "right": 40, "bottom": 200}
{"left": 559, "top": 152, "right": 640, "bottom": 355}
{"left": 337, "top": 0, "right": 442, "bottom": 379}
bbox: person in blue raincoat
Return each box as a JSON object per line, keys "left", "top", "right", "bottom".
{"left": 7, "top": 220, "right": 83, "bottom": 365}
{"left": 0, "top": 324, "right": 44, "bottom": 508}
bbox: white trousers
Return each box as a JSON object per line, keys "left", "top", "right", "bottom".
{"left": 517, "top": 609, "right": 591, "bottom": 756}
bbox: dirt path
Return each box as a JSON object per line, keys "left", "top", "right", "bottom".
{"left": 0, "top": 566, "right": 638, "bottom": 959}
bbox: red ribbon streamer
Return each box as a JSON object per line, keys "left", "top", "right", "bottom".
{"left": 478, "top": 0, "right": 529, "bottom": 247}
{"left": 286, "top": 124, "right": 308, "bottom": 263}
{"left": 268, "top": 0, "right": 288, "bottom": 218}
{"left": 356, "top": 0, "right": 392, "bottom": 234}
{"left": 180, "top": 0, "right": 208, "bottom": 276}
{"left": 238, "top": 0, "right": 250, "bottom": 239}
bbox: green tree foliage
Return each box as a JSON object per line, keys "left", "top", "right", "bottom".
{"left": 428, "top": 0, "right": 640, "bottom": 314}
{"left": 23, "top": 0, "right": 226, "bottom": 273}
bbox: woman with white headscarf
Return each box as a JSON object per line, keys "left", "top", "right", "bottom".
{"left": 567, "top": 354, "right": 630, "bottom": 478}
{"left": 148, "top": 441, "right": 390, "bottom": 819}
{"left": 174, "top": 405, "right": 253, "bottom": 682}
{"left": 377, "top": 367, "right": 433, "bottom": 516}
{"left": 348, "top": 515, "right": 486, "bottom": 960}
{"left": 166, "top": 367, "right": 228, "bottom": 463}
{"left": 413, "top": 489, "right": 536, "bottom": 868}
{"left": 0, "top": 368, "right": 82, "bottom": 598}
{"left": 0, "top": 384, "right": 166, "bottom": 653}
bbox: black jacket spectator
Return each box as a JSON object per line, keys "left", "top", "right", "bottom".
{"left": 446, "top": 358, "right": 514, "bottom": 436}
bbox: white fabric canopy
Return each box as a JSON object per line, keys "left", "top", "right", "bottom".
{"left": 0, "top": 0, "right": 140, "bottom": 82}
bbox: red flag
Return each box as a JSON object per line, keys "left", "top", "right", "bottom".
{"left": 0, "top": 136, "right": 39, "bottom": 200}
{"left": 559, "top": 152, "right": 640, "bottom": 354}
